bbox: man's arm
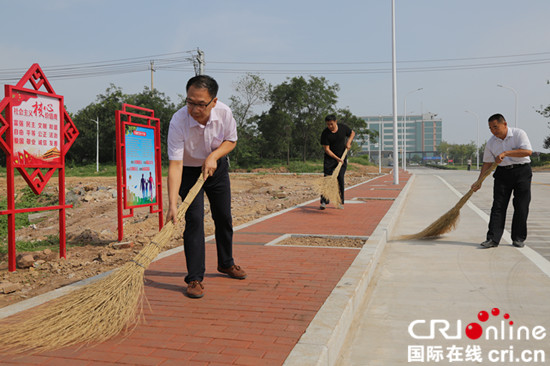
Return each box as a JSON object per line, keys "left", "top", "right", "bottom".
{"left": 346, "top": 130, "right": 356, "bottom": 150}
{"left": 166, "top": 160, "right": 183, "bottom": 224}
{"left": 323, "top": 145, "right": 343, "bottom": 163}
{"left": 471, "top": 162, "right": 494, "bottom": 192}
{"left": 202, "top": 140, "right": 237, "bottom": 179}
{"left": 495, "top": 148, "right": 532, "bottom": 163}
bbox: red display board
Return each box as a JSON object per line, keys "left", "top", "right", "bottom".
{"left": 116, "top": 104, "right": 163, "bottom": 241}
{"left": 0, "top": 64, "right": 79, "bottom": 272}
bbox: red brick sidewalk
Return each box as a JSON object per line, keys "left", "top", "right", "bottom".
{"left": 2, "top": 172, "right": 410, "bottom": 366}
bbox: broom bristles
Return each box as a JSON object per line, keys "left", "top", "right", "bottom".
{"left": 0, "top": 176, "right": 205, "bottom": 354}
{"left": 398, "top": 162, "right": 498, "bottom": 240}
{"left": 315, "top": 149, "right": 348, "bottom": 206}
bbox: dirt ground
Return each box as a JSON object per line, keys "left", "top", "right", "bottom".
{"left": 0, "top": 164, "right": 388, "bottom": 309}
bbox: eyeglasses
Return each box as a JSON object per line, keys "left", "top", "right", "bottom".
{"left": 185, "top": 97, "right": 215, "bottom": 110}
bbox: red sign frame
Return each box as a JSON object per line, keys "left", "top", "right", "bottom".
{"left": 116, "top": 104, "right": 163, "bottom": 241}
{"left": 0, "top": 64, "right": 79, "bottom": 272}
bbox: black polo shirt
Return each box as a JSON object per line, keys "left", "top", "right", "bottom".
{"left": 320, "top": 123, "right": 352, "bottom": 161}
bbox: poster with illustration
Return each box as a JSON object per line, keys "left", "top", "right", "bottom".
{"left": 10, "top": 91, "right": 62, "bottom": 168}
{"left": 124, "top": 124, "right": 157, "bottom": 207}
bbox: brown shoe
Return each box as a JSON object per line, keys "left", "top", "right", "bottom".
{"left": 217, "top": 264, "right": 247, "bottom": 279}
{"left": 186, "top": 280, "right": 204, "bottom": 298}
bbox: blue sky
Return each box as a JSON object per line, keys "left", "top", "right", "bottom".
{"left": 2, "top": 0, "right": 550, "bottom": 151}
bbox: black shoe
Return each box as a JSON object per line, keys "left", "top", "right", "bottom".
{"left": 512, "top": 241, "right": 525, "bottom": 248}
{"left": 480, "top": 240, "right": 499, "bottom": 248}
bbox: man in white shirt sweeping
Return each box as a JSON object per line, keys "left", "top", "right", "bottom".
{"left": 166, "top": 75, "right": 246, "bottom": 298}
{"left": 471, "top": 113, "right": 532, "bottom": 249}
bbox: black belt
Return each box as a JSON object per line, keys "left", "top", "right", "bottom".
{"left": 499, "top": 163, "right": 529, "bottom": 170}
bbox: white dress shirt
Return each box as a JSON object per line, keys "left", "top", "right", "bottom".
{"left": 167, "top": 101, "right": 237, "bottom": 167}
{"left": 483, "top": 127, "right": 532, "bottom": 166}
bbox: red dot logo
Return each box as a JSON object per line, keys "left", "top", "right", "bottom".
{"left": 466, "top": 308, "right": 514, "bottom": 340}
{"left": 478, "top": 311, "right": 489, "bottom": 322}
{"left": 465, "top": 322, "right": 483, "bottom": 340}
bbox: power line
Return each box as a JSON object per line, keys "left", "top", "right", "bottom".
{"left": 1, "top": 50, "right": 549, "bottom": 82}
{"left": 196, "top": 57, "right": 550, "bottom": 75}
{"left": 0, "top": 51, "right": 197, "bottom": 82}
{"left": 207, "top": 50, "right": 550, "bottom": 65}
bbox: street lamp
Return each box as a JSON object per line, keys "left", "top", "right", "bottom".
{"left": 403, "top": 87, "right": 423, "bottom": 171}
{"left": 90, "top": 117, "right": 99, "bottom": 172}
{"left": 497, "top": 84, "right": 518, "bottom": 127}
{"left": 465, "top": 110, "right": 480, "bottom": 170}
{"left": 378, "top": 117, "right": 383, "bottom": 174}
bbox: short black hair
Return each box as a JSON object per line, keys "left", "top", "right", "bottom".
{"left": 488, "top": 113, "right": 506, "bottom": 124}
{"left": 186, "top": 75, "right": 219, "bottom": 98}
{"left": 325, "top": 114, "right": 337, "bottom": 122}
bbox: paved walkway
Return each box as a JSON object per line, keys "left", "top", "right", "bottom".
{"left": 1, "top": 172, "right": 410, "bottom": 365}
{"left": 337, "top": 169, "right": 550, "bottom": 365}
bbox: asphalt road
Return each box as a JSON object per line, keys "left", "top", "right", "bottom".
{"left": 412, "top": 167, "right": 550, "bottom": 261}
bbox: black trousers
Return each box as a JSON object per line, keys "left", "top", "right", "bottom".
{"left": 320, "top": 158, "right": 347, "bottom": 205}
{"left": 487, "top": 164, "right": 532, "bottom": 244}
{"left": 179, "top": 157, "right": 234, "bottom": 283}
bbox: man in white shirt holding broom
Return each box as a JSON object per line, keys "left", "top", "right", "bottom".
{"left": 319, "top": 114, "right": 355, "bottom": 210}
{"left": 471, "top": 113, "right": 532, "bottom": 249}
{"left": 166, "top": 75, "right": 247, "bottom": 299}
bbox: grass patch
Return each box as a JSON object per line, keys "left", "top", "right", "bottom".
{"left": 2, "top": 235, "right": 61, "bottom": 256}
{"left": 349, "top": 154, "right": 375, "bottom": 166}
{"left": 286, "top": 160, "right": 323, "bottom": 173}
{"left": 0, "top": 186, "right": 58, "bottom": 253}
{"left": 232, "top": 159, "right": 323, "bottom": 173}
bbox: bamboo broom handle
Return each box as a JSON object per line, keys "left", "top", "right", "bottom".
{"left": 332, "top": 148, "right": 348, "bottom": 177}
{"left": 174, "top": 175, "right": 205, "bottom": 223}
{"left": 148, "top": 175, "right": 205, "bottom": 253}
{"left": 456, "top": 161, "right": 499, "bottom": 205}
{"left": 473, "top": 161, "right": 499, "bottom": 187}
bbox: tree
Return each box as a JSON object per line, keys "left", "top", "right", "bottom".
{"left": 437, "top": 141, "right": 477, "bottom": 165}
{"left": 229, "top": 74, "right": 270, "bottom": 166}
{"left": 230, "top": 73, "right": 270, "bottom": 125}
{"left": 436, "top": 140, "right": 451, "bottom": 160}
{"left": 69, "top": 85, "right": 178, "bottom": 165}
{"left": 265, "top": 76, "right": 338, "bottom": 162}
{"left": 125, "top": 87, "right": 178, "bottom": 162}
{"left": 69, "top": 84, "right": 126, "bottom": 165}
{"left": 257, "top": 108, "right": 293, "bottom": 163}
{"left": 536, "top": 104, "right": 550, "bottom": 150}
{"left": 335, "top": 108, "right": 369, "bottom": 155}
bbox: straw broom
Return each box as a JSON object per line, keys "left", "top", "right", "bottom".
{"left": 0, "top": 176, "right": 206, "bottom": 355}
{"left": 315, "top": 148, "right": 348, "bottom": 207}
{"left": 399, "top": 162, "right": 498, "bottom": 240}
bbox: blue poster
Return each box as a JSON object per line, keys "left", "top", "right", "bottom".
{"left": 124, "top": 124, "right": 157, "bottom": 206}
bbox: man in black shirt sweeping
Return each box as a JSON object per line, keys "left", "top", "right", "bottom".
{"left": 320, "top": 114, "right": 355, "bottom": 210}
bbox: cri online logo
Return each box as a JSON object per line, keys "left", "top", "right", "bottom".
{"left": 466, "top": 307, "right": 511, "bottom": 340}
{"left": 408, "top": 308, "right": 546, "bottom": 341}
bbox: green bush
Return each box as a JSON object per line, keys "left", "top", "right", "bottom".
{"left": 349, "top": 154, "right": 374, "bottom": 166}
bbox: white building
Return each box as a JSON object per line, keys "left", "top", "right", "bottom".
{"left": 358, "top": 113, "right": 442, "bottom": 163}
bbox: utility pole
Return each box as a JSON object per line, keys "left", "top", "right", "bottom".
{"left": 90, "top": 117, "right": 99, "bottom": 172}
{"left": 391, "top": 0, "right": 399, "bottom": 184}
{"left": 187, "top": 48, "right": 205, "bottom": 76}
{"left": 150, "top": 60, "right": 155, "bottom": 91}
{"left": 197, "top": 48, "right": 205, "bottom": 75}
